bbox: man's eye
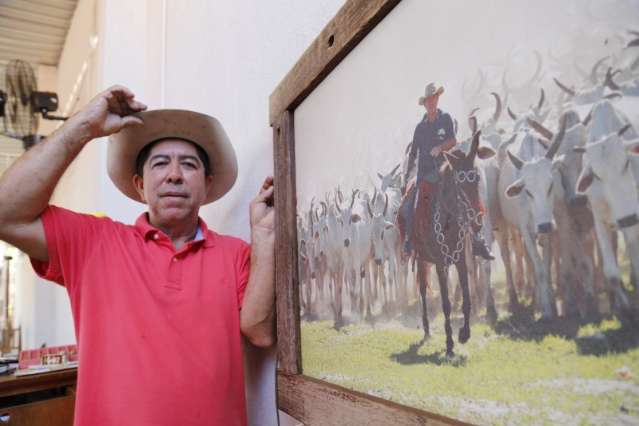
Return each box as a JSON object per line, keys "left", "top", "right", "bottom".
{"left": 183, "top": 162, "right": 197, "bottom": 169}
{"left": 152, "top": 161, "right": 167, "bottom": 168}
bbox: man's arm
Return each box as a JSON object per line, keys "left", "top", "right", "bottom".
{"left": 0, "top": 85, "right": 146, "bottom": 262}
{"left": 404, "top": 130, "right": 419, "bottom": 184}
{"left": 430, "top": 114, "right": 457, "bottom": 157}
{"left": 430, "top": 137, "right": 457, "bottom": 157}
{"left": 240, "top": 176, "right": 276, "bottom": 348}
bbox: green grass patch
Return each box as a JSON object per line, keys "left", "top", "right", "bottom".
{"left": 301, "top": 319, "right": 639, "bottom": 425}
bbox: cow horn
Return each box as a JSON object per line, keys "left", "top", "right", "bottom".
{"left": 337, "top": 187, "right": 344, "bottom": 204}
{"left": 366, "top": 199, "right": 374, "bottom": 218}
{"left": 383, "top": 193, "right": 389, "bottom": 217}
{"left": 350, "top": 190, "right": 358, "bottom": 209}
{"left": 469, "top": 115, "right": 478, "bottom": 135}
{"left": 604, "top": 67, "right": 621, "bottom": 91}
{"left": 553, "top": 78, "right": 576, "bottom": 97}
{"left": 527, "top": 118, "right": 554, "bottom": 140}
{"left": 499, "top": 133, "right": 518, "bottom": 161}
{"left": 372, "top": 187, "right": 378, "bottom": 205}
{"left": 320, "top": 201, "right": 327, "bottom": 216}
{"left": 537, "top": 88, "right": 545, "bottom": 111}
{"left": 573, "top": 57, "right": 589, "bottom": 80}
{"left": 530, "top": 50, "right": 543, "bottom": 85}
{"left": 507, "top": 107, "right": 518, "bottom": 121}
{"left": 536, "top": 138, "right": 550, "bottom": 149}
{"left": 503, "top": 51, "right": 543, "bottom": 91}
{"left": 469, "top": 130, "right": 481, "bottom": 161}
{"left": 501, "top": 70, "right": 510, "bottom": 93}
{"left": 491, "top": 92, "right": 502, "bottom": 123}
{"left": 546, "top": 113, "right": 567, "bottom": 160}
{"left": 590, "top": 56, "right": 609, "bottom": 84}
{"left": 309, "top": 201, "right": 314, "bottom": 225}
{"left": 507, "top": 150, "right": 524, "bottom": 170}
{"left": 618, "top": 124, "right": 632, "bottom": 137}
{"left": 583, "top": 110, "right": 592, "bottom": 127}
{"left": 469, "top": 107, "right": 480, "bottom": 117}
{"left": 391, "top": 163, "right": 401, "bottom": 175}
{"left": 627, "top": 37, "right": 639, "bottom": 48}
{"left": 463, "top": 69, "right": 486, "bottom": 98}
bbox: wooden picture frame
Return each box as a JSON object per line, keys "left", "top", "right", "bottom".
{"left": 270, "top": 1, "right": 463, "bottom": 424}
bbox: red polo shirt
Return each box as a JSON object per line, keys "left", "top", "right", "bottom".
{"left": 31, "top": 205, "right": 250, "bottom": 426}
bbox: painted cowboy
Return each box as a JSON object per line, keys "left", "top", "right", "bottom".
{"left": 399, "top": 82, "right": 494, "bottom": 260}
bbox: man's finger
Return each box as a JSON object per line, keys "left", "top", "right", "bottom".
{"left": 105, "top": 92, "right": 125, "bottom": 115}
{"left": 121, "top": 116, "right": 144, "bottom": 128}
{"left": 261, "top": 176, "right": 274, "bottom": 190}
{"left": 107, "top": 85, "right": 136, "bottom": 99}
{"left": 127, "top": 99, "right": 148, "bottom": 112}
{"left": 256, "top": 185, "right": 274, "bottom": 202}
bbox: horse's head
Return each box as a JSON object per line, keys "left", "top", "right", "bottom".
{"left": 443, "top": 131, "right": 495, "bottom": 213}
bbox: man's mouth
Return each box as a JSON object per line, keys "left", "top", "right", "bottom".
{"left": 160, "top": 192, "right": 188, "bottom": 198}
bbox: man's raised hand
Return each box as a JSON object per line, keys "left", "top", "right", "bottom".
{"left": 70, "top": 85, "right": 148, "bottom": 141}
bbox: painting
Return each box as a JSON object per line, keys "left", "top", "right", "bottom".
{"left": 288, "top": 0, "right": 639, "bottom": 424}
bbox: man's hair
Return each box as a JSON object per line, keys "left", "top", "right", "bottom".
{"left": 135, "top": 138, "right": 212, "bottom": 177}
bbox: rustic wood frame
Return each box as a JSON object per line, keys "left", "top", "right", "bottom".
{"left": 270, "top": 1, "right": 466, "bottom": 424}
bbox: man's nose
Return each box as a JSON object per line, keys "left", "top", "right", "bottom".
{"left": 166, "top": 162, "right": 184, "bottom": 183}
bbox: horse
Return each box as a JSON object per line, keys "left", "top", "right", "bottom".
{"left": 411, "top": 131, "right": 494, "bottom": 357}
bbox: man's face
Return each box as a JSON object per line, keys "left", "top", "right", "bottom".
{"left": 132, "top": 139, "right": 212, "bottom": 225}
{"left": 424, "top": 94, "right": 439, "bottom": 114}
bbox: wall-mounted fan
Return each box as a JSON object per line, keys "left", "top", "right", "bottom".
{"left": 0, "top": 59, "right": 68, "bottom": 150}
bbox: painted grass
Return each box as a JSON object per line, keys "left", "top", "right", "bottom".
{"left": 301, "top": 317, "right": 639, "bottom": 425}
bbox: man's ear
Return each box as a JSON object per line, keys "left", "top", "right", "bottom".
{"left": 132, "top": 174, "right": 146, "bottom": 202}
{"left": 205, "top": 174, "right": 214, "bottom": 190}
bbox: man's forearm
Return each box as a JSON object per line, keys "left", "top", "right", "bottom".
{"left": 0, "top": 117, "right": 91, "bottom": 226}
{"left": 240, "top": 240, "right": 275, "bottom": 348}
{"left": 441, "top": 137, "right": 456, "bottom": 152}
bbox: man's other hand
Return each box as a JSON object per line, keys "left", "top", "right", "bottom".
{"left": 250, "top": 176, "right": 275, "bottom": 245}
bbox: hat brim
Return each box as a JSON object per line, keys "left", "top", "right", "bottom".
{"left": 418, "top": 86, "right": 445, "bottom": 105}
{"left": 107, "top": 109, "right": 238, "bottom": 205}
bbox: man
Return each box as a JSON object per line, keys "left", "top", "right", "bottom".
{"left": 0, "top": 85, "right": 274, "bottom": 425}
{"left": 399, "top": 82, "right": 493, "bottom": 260}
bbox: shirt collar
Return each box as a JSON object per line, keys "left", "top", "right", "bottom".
{"left": 134, "top": 213, "right": 215, "bottom": 247}
{"left": 423, "top": 108, "right": 442, "bottom": 122}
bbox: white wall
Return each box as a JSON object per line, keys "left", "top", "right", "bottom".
{"left": 19, "top": 0, "right": 345, "bottom": 424}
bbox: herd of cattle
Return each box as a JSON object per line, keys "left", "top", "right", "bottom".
{"left": 297, "top": 30, "right": 639, "bottom": 332}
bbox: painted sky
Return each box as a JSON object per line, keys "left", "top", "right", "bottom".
{"left": 295, "top": 0, "right": 639, "bottom": 209}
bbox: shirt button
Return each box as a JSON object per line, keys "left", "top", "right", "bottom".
{"left": 153, "top": 234, "right": 159, "bottom": 240}
{"left": 173, "top": 257, "right": 178, "bottom": 262}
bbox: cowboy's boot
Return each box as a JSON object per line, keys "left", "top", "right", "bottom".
{"left": 472, "top": 230, "right": 494, "bottom": 260}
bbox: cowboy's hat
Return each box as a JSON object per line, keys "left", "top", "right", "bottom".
{"left": 418, "top": 83, "right": 444, "bottom": 105}
{"left": 107, "top": 109, "right": 237, "bottom": 205}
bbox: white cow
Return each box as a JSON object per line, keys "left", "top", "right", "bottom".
{"left": 321, "top": 194, "right": 348, "bottom": 326}
{"left": 498, "top": 119, "right": 567, "bottom": 319}
{"left": 576, "top": 123, "right": 639, "bottom": 317}
{"left": 530, "top": 111, "right": 600, "bottom": 318}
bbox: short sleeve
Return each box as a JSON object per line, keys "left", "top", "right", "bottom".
{"left": 30, "top": 205, "right": 109, "bottom": 291}
{"left": 235, "top": 241, "right": 251, "bottom": 310}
